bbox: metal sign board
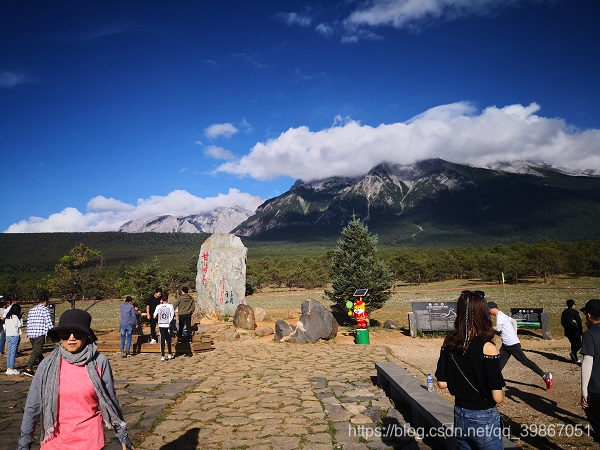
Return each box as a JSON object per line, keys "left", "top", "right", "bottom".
{"left": 412, "top": 301, "right": 457, "bottom": 332}
{"left": 510, "top": 308, "right": 543, "bottom": 329}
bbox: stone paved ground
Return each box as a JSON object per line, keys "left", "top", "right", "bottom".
{"left": 1, "top": 337, "right": 432, "bottom": 450}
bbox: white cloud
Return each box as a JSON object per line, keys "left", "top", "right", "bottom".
{"left": 277, "top": 12, "right": 312, "bottom": 27}
{"left": 204, "top": 123, "right": 239, "bottom": 139}
{"left": 87, "top": 195, "right": 134, "bottom": 212}
{"left": 204, "top": 145, "right": 237, "bottom": 161}
{"left": 345, "top": 0, "right": 527, "bottom": 30}
{"left": 215, "top": 102, "right": 600, "bottom": 181}
{"left": 315, "top": 23, "right": 334, "bottom": 37}
{"left": 240, "top": 117, "right": 253, "bottom": 134}
{"left": 290, "top": 0, "right": 533, "bottom": 42}
{"left": 0, "top": 71, "right": 31, "bottom": 88}
{"left": 4, "top": 189, "right": 263, "bottom": 233}
{"left": 341, "top": 29, "right": 384, "bottom": 44}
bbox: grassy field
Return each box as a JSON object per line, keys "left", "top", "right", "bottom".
{"left": 18, "top": 276, "right": 600, "bottom": 338}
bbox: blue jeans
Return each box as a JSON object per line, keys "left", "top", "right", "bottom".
{"left": 454, "top": 405, "right": 503, "bottom": 449}
{"left": 120, "top": 325, "right": 133, "bottom": 353}
{"left": 7, "top": 335, "right": 20, "bottom": 369}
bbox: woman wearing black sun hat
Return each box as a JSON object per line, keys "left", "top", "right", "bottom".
{"left": 18, "top": 309, "right": 135, "bottom": 450}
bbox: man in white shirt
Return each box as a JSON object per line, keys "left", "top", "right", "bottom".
{"left": 153, "top": 294, "right": 175, "bottom": 362}
{"left": 488, "top": 300, "right": 553, "bottom": 390}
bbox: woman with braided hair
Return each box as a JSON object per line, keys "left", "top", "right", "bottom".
{"left": 18, "top": 309, "right": 135, "bottom": 450}
{"left": 435, "top": 290, "right": 505, "bottom": 449}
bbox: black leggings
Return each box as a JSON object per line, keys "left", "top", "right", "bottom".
{"left": 499, "top": 343, "right": 545, "bottom": 377}
{"left": 159, "top": 327, "right": 172, "bottom": 356}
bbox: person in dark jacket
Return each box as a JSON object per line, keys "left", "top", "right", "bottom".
{"left": 436, "top": 291, "right": 505, "bottom": 449}
{"left": 562, "top": 299, "right": 583, "bottom": 363}
{"left": 581, "top": 299, "right": 600, "bottom": 441}
{"left": 172, "top": 287, "right": 195, "bottom": 343}
{"left": 145, "top": 289, "right": 162, "bottom": 345}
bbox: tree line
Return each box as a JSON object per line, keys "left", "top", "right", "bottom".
{"left": 1, "top": 237, "right": 599, "bottom": 304}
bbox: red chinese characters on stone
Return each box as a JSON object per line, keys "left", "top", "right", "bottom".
{"left": 201, "top": 252, "right": 209, "bottom": 285}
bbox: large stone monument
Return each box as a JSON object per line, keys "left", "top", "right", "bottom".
{"left": 196, "top": 233, "right": 247, "bottom": 318}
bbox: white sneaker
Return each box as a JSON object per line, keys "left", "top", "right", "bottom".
{"left": 160, "top": 356, "right": 166, "bottom": 361}
{"left": 6, "top": 369, "right": 20, "bottom": 375}
{"left": 150, "top": 339, "right": 157, "bottom": 344}
{"left": 168, "top": 354, "right": 174, "bottom": 360}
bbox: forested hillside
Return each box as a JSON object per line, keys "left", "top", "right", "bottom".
{"left": 0, "top": 232, "right": 599, "bottom": 302}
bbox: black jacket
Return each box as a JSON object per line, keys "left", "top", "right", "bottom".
{"left": 561, "top": 307, "right": 583, "bottom": 336}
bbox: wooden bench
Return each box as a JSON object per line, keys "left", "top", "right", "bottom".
{"left": 375, "top": 362, "right": 521, "bottom": 449}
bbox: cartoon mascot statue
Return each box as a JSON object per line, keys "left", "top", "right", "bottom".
{"left": 347, "top": 299, "right": 369, "bottom": 329}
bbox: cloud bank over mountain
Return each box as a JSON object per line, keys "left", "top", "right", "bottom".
{"left": 5, "top": 189, "right": 263, "bottom": 233}
{"left": 215, "top": 102, "right": 600, "bottom": 181}
{"left": 5, "top": 102, "right": 600, "bottom": 233}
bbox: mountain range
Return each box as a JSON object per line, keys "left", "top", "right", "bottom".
{"left": 119, "top": 205, "right": 255, "bottom": 234}
{"left": 120, "top": 159, "right": 600, "bottom": 246}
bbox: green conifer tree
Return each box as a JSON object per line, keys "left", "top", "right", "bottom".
{"left": 325, "top": 217, "right": 394, "bottom": 315}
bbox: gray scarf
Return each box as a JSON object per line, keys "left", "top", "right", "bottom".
{"left": 38, "top": 341, "right": 130, "bottom": 446}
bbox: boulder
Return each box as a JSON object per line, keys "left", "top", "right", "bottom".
{"left": 274, "top": 320, "right": 294, "bottom": 342}
{"left": 383, "top": 319, "right": 402, "bottom": 330}
{"left": 233, "top": 304, "right": 256, "bottom": 330}
{"left": 255, "top": 326, "right": 274, "bottom": 337}
{"left": 253, "top": 306, "right": 267, "bottom": 322}
{"left": 283, "top": 299, "right": 338, "bottom": 343}
{"left": 224, "top": 329, "right": 240, "bottom": 341}
{"left": 196, "top": 233, "right": 247, "bottom": 317}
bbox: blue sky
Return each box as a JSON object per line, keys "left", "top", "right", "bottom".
{"left": 1, "top": 0, "right": 599, "bottom": 232}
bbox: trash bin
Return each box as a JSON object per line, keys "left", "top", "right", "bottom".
{"left": 355, "top": 328, "right": 370, "bottom": 345}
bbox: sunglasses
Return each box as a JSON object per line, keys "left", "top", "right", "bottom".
{"left": 57, "top": 330, "right": 88, "bottom": 341}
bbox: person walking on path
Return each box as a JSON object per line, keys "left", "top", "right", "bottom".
{"left": 23, "top": 295, "right": 53, "bottom": 378}
{"left": 4, "top": 303, "right": 23, "bottom": 375}
{"left": 119, "top": 296, "right": 137, "bottom": 357}
{"left": 145, "top": 289, "right": 162, "bottom": 345}
{"left": 154, "top": 294, "right": 175, "bottom": 361}
{"left": 172, "top": 287, "right": 195, "bottom": 343}
{"left": 562, "top": 299, "right": 583, "bottom": 363}
{"left": 132, "top": 305, "right": 142, "bottom": 335}
{"left": 488, "top": 300, "right": 553, "bottom": 390}
{"left": 436, "top": 290, "right": 505, "bottom": 449}
{"left": 2, "top": 298, "right": 19, "bottom": 354}
{"left": 18, "top": 309, "right": 135, "bottom": 450}
{"left": 580, "top": 299, "right": 600, "bottom": 440}
{"left": 0, "top": 299, "right": 7, "bottom": 355}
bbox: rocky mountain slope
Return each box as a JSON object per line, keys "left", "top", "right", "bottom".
{"left": 117, "top": 158, "right": 600, "bottom": 245}
{"left": 233, "top": 158, "right": 600, "bottom": 245}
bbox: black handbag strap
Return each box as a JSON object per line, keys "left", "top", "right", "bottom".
{"left": 450, "top": 353, "right": 496, "bottom": 408}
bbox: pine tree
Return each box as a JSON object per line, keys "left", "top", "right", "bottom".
{"left": 325, "top": 217, "right": 394, "bottom": 314}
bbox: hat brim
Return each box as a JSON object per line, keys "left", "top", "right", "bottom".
{"left": 47, "top": 324, "right": 97, "bottom": 343}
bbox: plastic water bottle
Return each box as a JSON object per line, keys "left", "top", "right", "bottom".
{"left": 427, "top": 373, "right": 434, "bottom": 392}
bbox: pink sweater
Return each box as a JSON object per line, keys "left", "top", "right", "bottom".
{"left": 41, "top": 360, "right": 104, "bottom": 450}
